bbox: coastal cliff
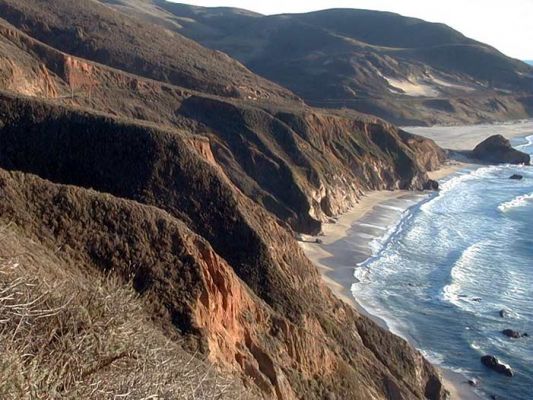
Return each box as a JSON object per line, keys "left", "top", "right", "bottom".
{"left": 0, "top": 1, "right": 449, "bottom": 398}
{"left": 0, "top": 93, "right": 446, "bottom": 399}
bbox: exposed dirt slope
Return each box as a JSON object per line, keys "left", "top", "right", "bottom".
{"left": 0, "top": 219, "right": 255, "bottom": 399}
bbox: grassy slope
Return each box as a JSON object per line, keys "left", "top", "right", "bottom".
{"left": 0, "top": 220, "right": 254, "bottom": 399}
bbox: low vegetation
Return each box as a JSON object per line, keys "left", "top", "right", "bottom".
{"left": 0, "top": 224, "right": 253, "bottom": 399}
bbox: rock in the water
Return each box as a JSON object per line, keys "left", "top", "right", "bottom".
{"left": 509, "top": 174, "right": 523, "bottom": 180}
{"left": 499, "top": 308, "right": 511, "bottom": 318}
{"left": 480, "top": 355, "right": 513, "bottom": 377}
{"left": 467, "top": 378, "right": 479, "bottom": 387}
{"left": 472, "top": 135, "right": 530, "bottom": 165}
{"left": 423, "top": 179, "right": 439, "bottom": 190}
{"left": 502, "top": 329, "right": 528, "bottom": 338}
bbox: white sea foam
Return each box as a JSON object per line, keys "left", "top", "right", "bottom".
{"left": 515, "top": 134, "right": 533, "bottom": 150}
{"left": 427, "top": 166, "right": 500, "bottom": 200}
{"left": 441, "top": 241, "right": 486, "bottom": 308}
{"left": 419, "top": 349, "right": 445, "bottom": 365}
{"left": 367, "top": 210, "right": 413, "bottom": 256}
{"left": 355, "top": 222, "right": 387, "bottom": 231}
{"left": 470, "top": 342, "right": 481, "bottom": 351}
{"left": 498, "top": 192, "right": 533, "bottom": 212}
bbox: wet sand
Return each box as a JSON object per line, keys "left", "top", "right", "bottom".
{"left": 299, "top": 120, "right": 533, "bottom": 399}
{"left": 300, "top": 162, "right": 481, "bottom": 400}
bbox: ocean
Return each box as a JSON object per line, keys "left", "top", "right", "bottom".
{"left": 352, "top": 134, "right": 533, "bottom": 400}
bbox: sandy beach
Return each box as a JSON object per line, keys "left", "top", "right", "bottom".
{"left": 300, "top": 160, "right": 469, "bottom": 312}
{"left": 300, "top": 162, "right": 483, "bottom": 399}
{"left": 300, "top": 121, "right": 533, "bottom": 399}
{"left": 405, "top": 119, "right": 533, "bottom": 150}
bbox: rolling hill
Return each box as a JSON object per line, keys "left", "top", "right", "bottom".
{"left": 108, "top": 0, "right": 533, "bottom": 125}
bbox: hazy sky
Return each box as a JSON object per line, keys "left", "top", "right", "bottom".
{"left": 177, "top": 0, "right": 533, "bottom": 60}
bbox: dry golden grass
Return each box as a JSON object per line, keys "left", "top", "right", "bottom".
{"left": 0, "top": 224, "right": 254, "bottom": 400}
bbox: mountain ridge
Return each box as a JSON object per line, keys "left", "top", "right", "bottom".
{"left": 116, "top": 0, "right": 533, "bottom": 125}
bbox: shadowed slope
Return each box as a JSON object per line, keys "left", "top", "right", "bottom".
{"left": 0, "top": 16, "right": 445, "bottom": 233}
{"left": 0, "top": 0, "right": 298, "bottom": 102}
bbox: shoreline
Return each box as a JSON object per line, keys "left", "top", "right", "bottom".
{"left": 404, "top": 118, "right": 533, "bottom": 151}
{"left": 300, "top": 161, "right": 481, "bottom": 400}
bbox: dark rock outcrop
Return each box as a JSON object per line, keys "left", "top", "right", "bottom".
{"left": 502, "top": 329, "right": 528, "bottom": 338}
{"left": 480, "top": 355, "right": 513, "bottom": 377}
{"left": 423, "top": 179, "right": 439, "bottom": 190}
{"left": 467, "top": 378, "right": 478, "bottom": 387}
{"left": 499, "top": 309, "right": 512, "bottom": 318}
{"left": 509, "top": 174, "right": 524, "bottom": 180}
{"left": 472, "top": 135, "right": 530, "bottom": 165}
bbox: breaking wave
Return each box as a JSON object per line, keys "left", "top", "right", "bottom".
{"left": 441, "top": 241, "right": 485, "bottom": 308}
{"left": 498, "top": 192, "right": 533, "bottom": 212}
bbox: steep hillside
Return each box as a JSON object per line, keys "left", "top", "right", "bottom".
{"left": 0, "top": 14, "right": 444, "bottom": 233}
{"left": 0, "top": 1, "right": 449, "bottom": 398}
{"left": 0, "top": 217, "right": 255, "bottom": 399}
{"left": 0, "top": 94, "right": 446, "bottom": 399}
{"left": 0, "top": 0, "right": 298, "bottom": 103}
{"left": 118, "top": 1, "right": 533, "bottom": 125}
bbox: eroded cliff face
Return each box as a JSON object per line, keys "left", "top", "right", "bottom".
{"left": 0, "top": 95, "right": 447, "bottom": 399}
{"left": 179, "top": 96, "right": 445, "bottom": 233}
{"left": 0, "top": 15, "right": 444, "bottom": 234}
{"left": 0, "top": 2, "right": 449, "bottom": 398}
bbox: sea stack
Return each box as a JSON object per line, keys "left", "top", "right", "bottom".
{"left": 481, "top": 355, "right": 514, "bottom": 377}
{"left": 472, "top": 135, "right": 530, "bottom": 165}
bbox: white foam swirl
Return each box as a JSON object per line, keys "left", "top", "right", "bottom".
{"left": 441, "top": 241, "right": 485, "bottom": 308}
{"left": 515, "top": 134, "right": 533, "bottom": 150}
{"left": 498, "top": 192, "right": 533, "bottom": 212}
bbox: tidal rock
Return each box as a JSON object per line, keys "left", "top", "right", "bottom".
{"left": 499, "top": 308, "right": 512, "bottom": 318}
{"left": 467, "top": 378, "right": 479, "bottom": 387}
{"left": 423, "top": 179, "right": 439, "bottom": 190}
{"left": 472, "top": 135, "right": 530, "bottom": 165}
{"left": 502, "top": 329, "right": 528, "bottom": 338}
{"left": 480, "top": 355, "right": 513, "bottom": 377}
{"left": 509, "top": 174, "right": 523, "bottom": 180}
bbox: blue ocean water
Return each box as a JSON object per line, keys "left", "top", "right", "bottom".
{"left": 353, "top": 135, "right": 533, "bottom": 400}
